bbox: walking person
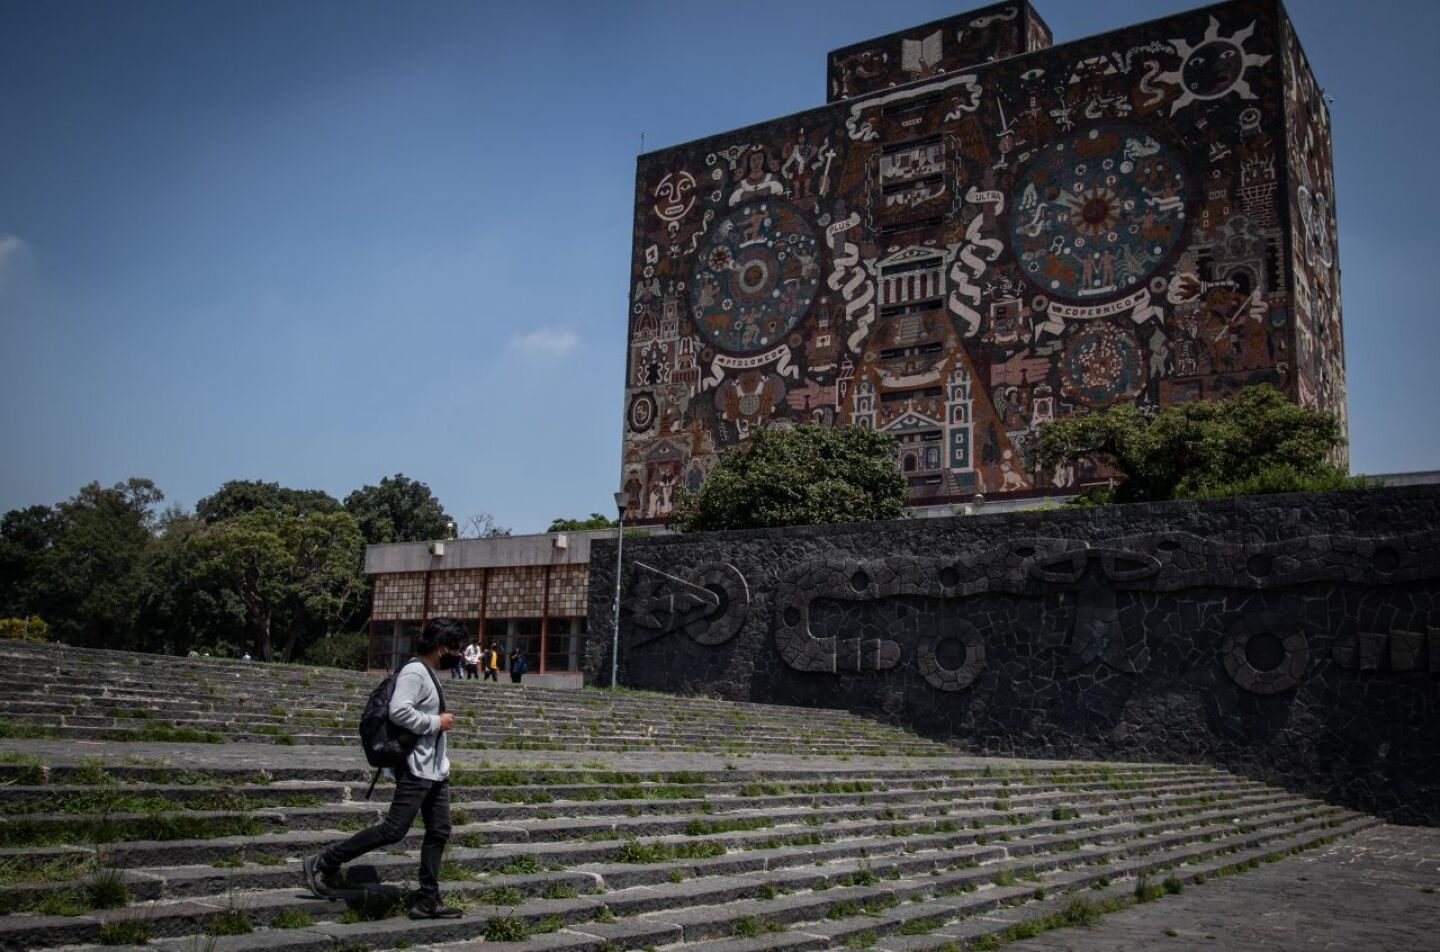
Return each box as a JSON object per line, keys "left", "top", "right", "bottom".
{"left": 303, "top": 617, "right": 465, "bottom": 919}
{"left": 509, "top": 647, "right": 528, "bottom": 684}
{"left": 462, "top": 640, "right": 480, "bottom": 680}
{"left": 482, "top": 643, "right": 500, "bottom": 683}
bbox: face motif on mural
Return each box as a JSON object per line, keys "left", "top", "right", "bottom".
{"left": 654, "top": 171, "right": 698, "bottom": 225}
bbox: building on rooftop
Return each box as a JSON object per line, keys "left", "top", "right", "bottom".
{"left": 619, "top": 0, "right": 1344, "bottom": 523}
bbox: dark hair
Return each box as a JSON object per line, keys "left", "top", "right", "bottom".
{"left": 414, "top": 617, "right": 466, "bottom": 656}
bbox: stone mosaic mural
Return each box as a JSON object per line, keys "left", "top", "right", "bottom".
{"left": 621, "top": 0, "right": 1345, "bottom": 521}
{"left": 586, "top": 487, "right": 1440, "bottom": 825}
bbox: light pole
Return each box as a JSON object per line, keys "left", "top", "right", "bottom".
{"left": 610, "top": 490, "right": 630, "bottom": 689}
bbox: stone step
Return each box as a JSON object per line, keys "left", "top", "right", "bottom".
{"left": 0, "top": 800, "right": 1366, "bottom": 951}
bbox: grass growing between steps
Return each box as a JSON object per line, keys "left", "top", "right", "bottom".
{"left": 0, "top": 812, "right": 262, "bottom": 847}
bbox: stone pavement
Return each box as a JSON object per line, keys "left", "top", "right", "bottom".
{"left": 1002, "top": 824, "right": 1440, "bottom": 951}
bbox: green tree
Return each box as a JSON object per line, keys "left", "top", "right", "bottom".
{"left": 196, "top": 480, "right": 341, "bottom": 524}
{"left": 344, "top": 474, "right": 453, "bottom": 545}
{"left": 135, "top": 507, "right": 246, "bottom": 656}
{"left": 1032, "top": 384, "right": 1358, "bottom": 504}
{"left": 546, "top": 513, "right": 617, "bottom": 532}
{"left": 670, "top": 424, "right": 907, "bottom": 532}
{"left": 30, "top": 480, "right": 164, "bottom": 647}
{"left": 0, "top": 505, "right": 63, "bottom": 618}
{"left": 188, "top": 508, "right": 365, "bottom": 661}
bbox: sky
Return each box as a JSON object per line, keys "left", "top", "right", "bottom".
{"left": 1, "top": 0, "right": 1436, "bottom": 534}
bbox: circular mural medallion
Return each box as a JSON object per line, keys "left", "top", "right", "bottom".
{"left": 690, "top": 201, "right": 821, "bottom": 353}
{"left": 627, "top": 392, "right": 657, "bottom": 433}
{"left": 918, "top": 619, "right": 986, "bottom": 693}
{"left": 1183, "top": 41, "right": 1244, "bottom": 97}
{"left": 1011, "top": 126, "right": 1188, "bottom": 302}
{"left": 1061, "top": 322, "right": 1143, "bottom": 404}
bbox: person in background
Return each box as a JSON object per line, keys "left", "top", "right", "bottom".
{"left": 483, "top": 643, "right": 500, "bottom": 682}
{"left": 462, "top": 640, "right": 480, "bottom": 680}
{"left": 508, "top": 647, "right": 528, "bottom": 684}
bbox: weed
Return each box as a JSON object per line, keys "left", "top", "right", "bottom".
{"left": 732, "top": 915, "right": 786, "bottom": 938}
{"left": 1135, "top": 874, "right": 1164, "bottom": 903}
{"left": 206, "top": 909, "right": 253, "bottom": 936}
{"left": 898, "top": 916, "right": 946, "bottom": 935}
{"left": 481, "top": 886, "right": 524, "bottom": 905}
{"left": 544, "top": 883, "right": 578, "bottom": 900}
{"left": 98, "top": 920, "right": 152, "bottom": 945}
{"left": 271, "top": 909, "right": 314, "bottom": 929}
{"left": 499, "top": 854, "right": 542, "bottom": 875}
{"left": 438, "top": 860, "right": 478, "bottom": 881}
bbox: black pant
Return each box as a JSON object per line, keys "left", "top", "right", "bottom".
{"left": 464, "top": 664, "right": 478, "bottom": 679}
{"left": 319, "top": 771, "right": 451, "bottom": 900}
{"left": 510, "top": 671, "right": 522, "bottom": 683}
{"left": 483, "top": 668, "right": 497, "bottom": 681}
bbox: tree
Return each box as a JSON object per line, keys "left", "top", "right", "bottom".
{"left": 1032, "top": 384, "right": 1358, "bottom": 504}
{"left": 30, "top": 479, "right": 164, "bottom": 647}
{"left": 0, "top": 505, "right": 64, "bottom": 618}
{"left": 343, "top": 474, "right": 453, "bottom": 545}
{"left": 546, "top": 513, "right": 617, "bottom": 532}
{"left": 196, "top": 480, "right": 341, "bottom": 524}
{"left": 460, "top": 512, "right": 511, "bottom": 539}
{"left": 188, "top": 508, "right": 365, "bottom": 661}
{"left": 670, "top": 424, "right": 907, "bottom": 532}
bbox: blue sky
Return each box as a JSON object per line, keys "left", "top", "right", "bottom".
{"left": 1, "top": 0, "right": 1435, "bottom": 533}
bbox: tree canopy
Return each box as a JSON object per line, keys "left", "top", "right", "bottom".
{"left": 196, "top": 480, "right": 341, "bottom": 523}
{"left": 669, "top": 424, "right": 907, "bottom": 532}
{"left": 1032, "top": 384, "right": 1358, "bottom": 504}
{"left": 1, "top": 472, "right": 466, "bottom": 663}
{"left": 547, "top": 513, "right": 618, "bottom": 532}
{"left": 344, "top": 474, "right": 453, "bottom": 545}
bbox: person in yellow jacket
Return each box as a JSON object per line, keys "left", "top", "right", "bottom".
{"left": 482, "top": 644, "right": 500, "bottom": 682}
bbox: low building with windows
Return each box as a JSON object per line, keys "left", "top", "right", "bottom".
{"left": 365, "top": 530, "right": 619, "bottom": 686}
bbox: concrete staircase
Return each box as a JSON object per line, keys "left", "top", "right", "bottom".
{"left": 0, "top": 642, "right": 948, "bottom": 757}
{"left": 0, "top": 642, "right": 1378, "bottom": 952}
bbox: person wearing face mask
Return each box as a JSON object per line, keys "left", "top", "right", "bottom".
{"left": 303, "top": 617, "right": 465, "bottom": 919}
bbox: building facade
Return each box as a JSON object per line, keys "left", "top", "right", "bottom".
{"left": 366, "top": 531, "right": 612, "bottom": 684}
{"left": 620, "top": 0, "right": 1344, "bottom": 522}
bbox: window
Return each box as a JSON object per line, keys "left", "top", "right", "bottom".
{"left": 546, "top": 618, "right": 579, "bottom": 673}
{"left": 369, "top": 620, "right": 423, "bottom": 672}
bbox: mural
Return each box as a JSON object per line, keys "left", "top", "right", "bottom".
{"left": 827, "top": 2, "right": 1054, "bottom": 103}
{"left": 586, "top": 488, "right": 1440, "bottom": 825}
{"left": 622, "top": 0, "right": 1345, "bottom": 521}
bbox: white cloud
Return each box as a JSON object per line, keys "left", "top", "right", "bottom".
{"left": 0, "top": 234, "right": 32, "bottom": 286}
{"left": 510, "top": 328, "right": 579, "bottom": 357}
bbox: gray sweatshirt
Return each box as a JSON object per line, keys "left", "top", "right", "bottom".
{"left": 388, "top": 661, "right": 449, "bottom": 781}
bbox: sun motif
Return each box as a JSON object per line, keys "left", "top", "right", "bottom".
{"left": 1157, "top": 17, "right": 1271, "bottom": 115}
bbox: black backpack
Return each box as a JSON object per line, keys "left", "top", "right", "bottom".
{"left": 359, "top": 659, "right": 445, "bottom": 797}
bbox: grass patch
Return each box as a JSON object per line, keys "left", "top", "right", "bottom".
{"left": 207, "top": 909, "right": 253, "bottom": 936}
{"left": 483, "top": 914, "right": 530, "bottom": 941}
{"left": 498, "top": 854, "right": 542, "bottom": 875}
{"left": 898, "top": 916, "right": 946, "bottom": 935}
{"left": 544, "top": 883, "right": 578, "bottom": 900}
{"left": 481, "top": 886, "right": 524, "bottom": 905}
{"left": 97, "top": 920, "right": 152, "bottom": 945}
{"left": 271, "top": 908, "right": 314, "bottom": 928}
{"left": 732, "top": 915, "right": 786, "bottom": 938}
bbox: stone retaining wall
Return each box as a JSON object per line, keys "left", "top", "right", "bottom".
{"left": 585, "top": 487, "right": 1440, "bottom": 824}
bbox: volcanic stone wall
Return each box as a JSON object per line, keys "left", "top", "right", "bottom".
{"left": 586, "top": 487, "right": 1440, "bottom": 825}
{"left": 621, "top": 0, "right": 1345, "bottom": 523}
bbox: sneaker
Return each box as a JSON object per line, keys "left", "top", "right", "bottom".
{"left": 302, "top": 855, "right": 340, "bottom": 899}
{"left": 408, "top": 895, "right": 463, "bottom": 919}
